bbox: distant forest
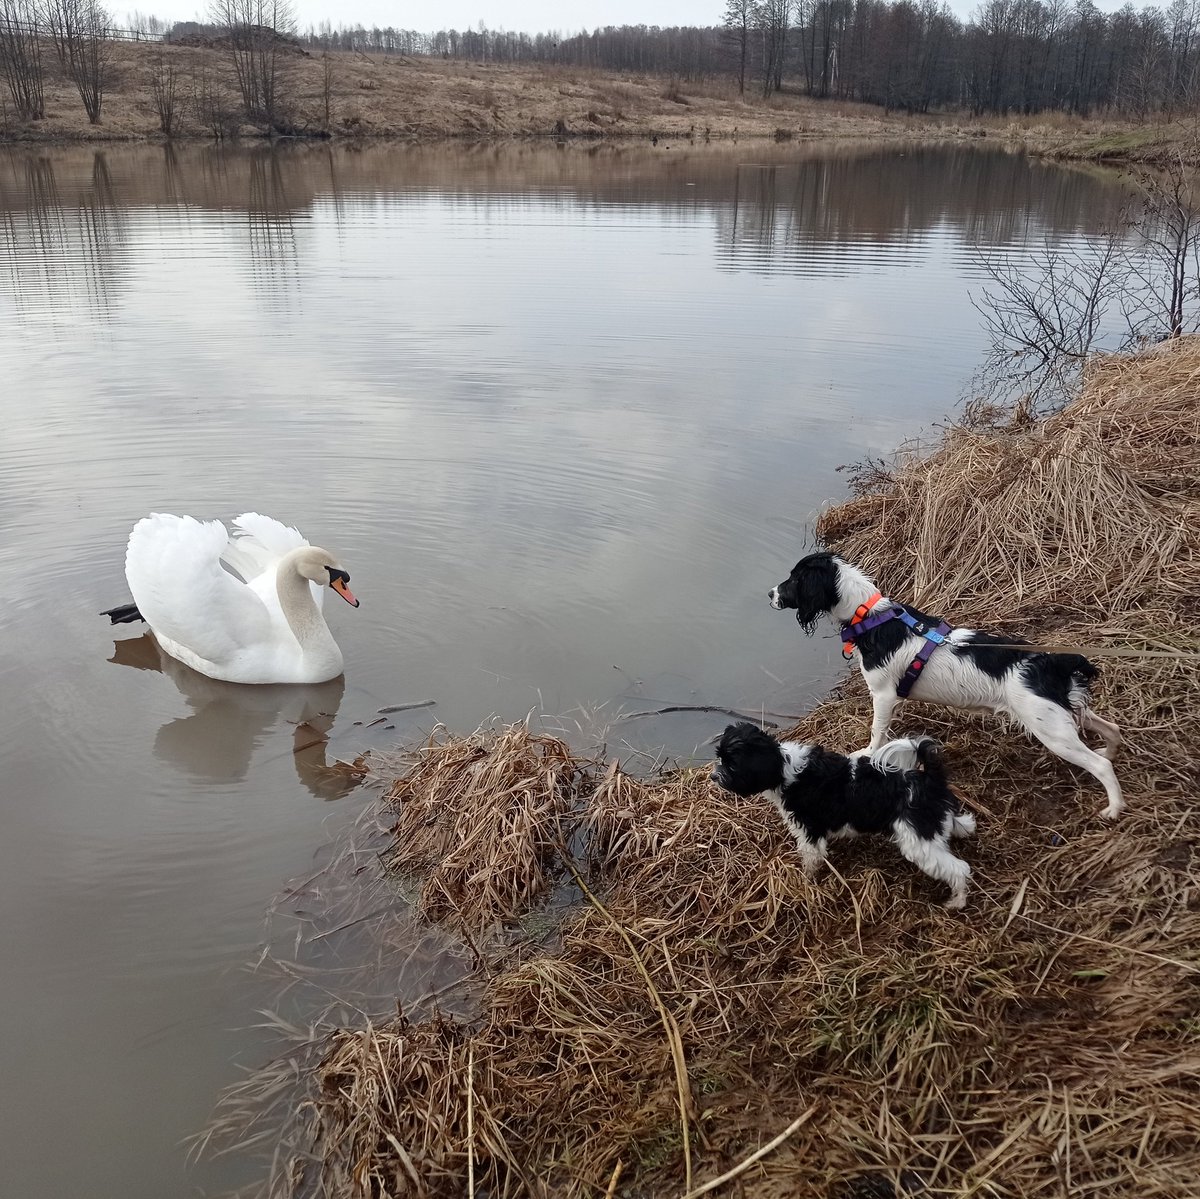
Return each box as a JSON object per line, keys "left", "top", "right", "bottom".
{"left": 163, "top": 1, "right": 1200, "bottom": 119}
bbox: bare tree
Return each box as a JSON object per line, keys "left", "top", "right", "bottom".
{"left": 975, "top": 233, "right": 1130, "bottom": 408}
{"left": 724, "top": 0, "right": 753, "bottom": 94}
{"left": 208, "top": 0, "right": 296, "bottom": 132}
{"left": 320, "top": 49, "right": 333, "bottom": 129}
{"left": 0, "top": 0, "right": 44, "bottom": 120}
{"left": 148, "top": 45, "right": 180, "bottom": 134}
{"left": 1125, "top": 141, "right": 1200, "bottom": 339}
{"left": 976, "top": 139, "right": 1200, "bottom": 410}
{"left": 190, "top": 60, "right": 239, "bottom": 138}
{"left": 126, "top": 9, "right": 165, "bottom": 36}
{"left": 41, "top": 0, "right": 112, "bottom": 124}
{"left": 757, "top": 0, "right": 792, "bottom": 97}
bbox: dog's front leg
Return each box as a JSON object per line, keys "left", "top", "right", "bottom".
{"left": 867, "top": 687, "right": 900, "bottom": 749}
{"left": 788, "top": 824, "right": 828, "bottom": 876}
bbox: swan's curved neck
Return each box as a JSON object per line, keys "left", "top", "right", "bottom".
{"left": 276, "top": 555, "right": 335, "bottom": 655}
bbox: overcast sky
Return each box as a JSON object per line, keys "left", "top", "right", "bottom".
{"left": 280, "top": 0, "right": 1153, "bottom": 34}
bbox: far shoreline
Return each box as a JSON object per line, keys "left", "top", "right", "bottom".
{"left": 1, "top": 43, "right": 1187, "bottom": 168}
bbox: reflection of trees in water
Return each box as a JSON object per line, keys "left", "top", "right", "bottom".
{"left": 0, "top": 150, "right": 128, "bottom": 323}
{"left": 246, "top": 150, "right": 302, "bottom": 313}
{"left": 196, "top": 140, "right": 233, "bottom": 203}
{"left": 715, "top": 149, "right": 1128, "bottom": 275}
{"left": 79, "top": 152, "right": 129, "bottom": 314}
{"left": 1, "top": 156, "right": 67, "bottom": 319}
{"left": 323, "top": 145, "right": 346, "bottom": 225}
{"left": 0, "top": 142, "right": 1131, "bottom": 317}
{"left": 159, "top": 143, "right": 184, "bottom": 206}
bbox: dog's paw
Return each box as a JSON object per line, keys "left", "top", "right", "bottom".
{"left": 943, "top": 892, "right": 967, "bottom": 911}
{"left": 1099, "top": 803, "right": 1124, "bottom": 821}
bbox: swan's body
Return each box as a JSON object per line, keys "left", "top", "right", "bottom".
{"left": 104, "top": 512, "right": 359, "bottom": 685}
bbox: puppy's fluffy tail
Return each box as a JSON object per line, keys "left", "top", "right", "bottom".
{"left": 870, "top": 736, "right": 943, "bottom": 776}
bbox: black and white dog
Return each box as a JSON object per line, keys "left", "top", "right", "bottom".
{"left": 769, "top": 552, "right": 1124, "bottom": 819}
{"left": 711, "top": 722, "right": 975, "bottom": 908}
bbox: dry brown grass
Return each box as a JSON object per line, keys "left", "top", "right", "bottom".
{"left": 0, "top": 40, "right": 1162, "bottom": 152}
{"left": 211, "top": 340, "right": 1200, "bottom": 1198}
{"left": 379, "top": 725, "right": 593, "bottom": 935}
{"left": 819, "top": 338, "right": 1200, "bottom": 630}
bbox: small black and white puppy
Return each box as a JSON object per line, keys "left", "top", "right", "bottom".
{"left": 712, "top": 722, "right": 975, "bottom": 909}
{"left": 769, "top": 552, "right": 1124, "bottom": 820}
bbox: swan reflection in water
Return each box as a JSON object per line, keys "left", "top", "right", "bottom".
{"left": 109, "top": 633, "right": 361, "bottom": 800}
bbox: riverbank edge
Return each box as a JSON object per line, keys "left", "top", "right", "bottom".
{"left": 211, "top": 339, "right": 1200, "bottom": 1197}
{"left": 8, "top": 119, "right": 1187, "bottom": 172}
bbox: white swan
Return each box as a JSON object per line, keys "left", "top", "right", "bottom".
{"left": 102, "top": 512, "right": 359, "bottom": 685}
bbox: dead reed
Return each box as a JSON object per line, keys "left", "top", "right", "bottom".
{"left": 215, "top": 340, "right": 1200, "bottom": 1198}
{"left": 818, "top": 337, "right": 1200, "bottom": 630}
{"left": 378, "top": 725, "right": 594, "bottom": 935}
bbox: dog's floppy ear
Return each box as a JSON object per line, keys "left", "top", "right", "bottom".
{"left": 712, "top": 722, "right": 784, "bottom": 796}
{"left": 715, "top": 721, "right": 762, "bottom": 756}
{"left": 789, "top": 553, "right": 840, "bottom": 635}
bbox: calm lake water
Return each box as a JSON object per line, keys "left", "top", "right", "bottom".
{"left": 0, "top": 139, "right": 1128, "bottom": 1197}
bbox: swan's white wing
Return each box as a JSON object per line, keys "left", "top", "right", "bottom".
{"left": 226, "top": 512, "right": 323, "bottom": 610}
{"left": 220, "top": 512, "right": 308, "bottom": 580}
{"left": 125, "top": 514, "right": 273, "bottom": 666}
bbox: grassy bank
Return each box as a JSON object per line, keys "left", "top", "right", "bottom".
{"left": 1032, "top": 120, "right": 1200, "bottom": 167}
{"left": 215, "top": 341, "right": 1199, "bottom": 1197}
{"left": 0, "top": 39, "right": 1165, "bottom": 152}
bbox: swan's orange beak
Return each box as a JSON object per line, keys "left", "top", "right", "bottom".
{"left": 331, "top": 578, "right": 359, "bottom": 607}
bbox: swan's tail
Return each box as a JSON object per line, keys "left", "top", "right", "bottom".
{"left": 101, "top": 602, "right": 144, "bottom": 625}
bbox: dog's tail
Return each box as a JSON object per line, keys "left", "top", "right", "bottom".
{"left": 870, "top": 736, "right": 943, "bottom": 776}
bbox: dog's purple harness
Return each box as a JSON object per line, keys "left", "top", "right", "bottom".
{"left": 841, "top": 601, "right": 954, "bottom": 699}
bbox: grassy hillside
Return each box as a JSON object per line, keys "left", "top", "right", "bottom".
{"left": 1, "top": 38, "right": 1156, "bottom": 150}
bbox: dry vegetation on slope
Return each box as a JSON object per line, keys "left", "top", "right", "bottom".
{"left": 212, "top": 340, "right": 1200, "bottom": 1199}
{"left": 1, "top": 38, "right": 1153, "bottom": 149}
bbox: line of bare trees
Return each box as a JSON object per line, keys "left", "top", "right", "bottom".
{"left": 11, "top": 1, "right": 1200, "bottom": 131}
{"left": 1, "top": 0, "right": 308, "bottom": 134}
{"left": 0, "top": 0, "right": 111, "bottom": 123}
{"left": 0, "top": 0, "right": 44, "bottom": 119}
{"left": 291, "top": 1, "right": 1200, "bottom": 119}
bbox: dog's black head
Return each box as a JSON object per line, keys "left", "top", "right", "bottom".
{"left": 768, "top": 551, "right": 841, "bottom": 635}
{"left": 710, "top": 722, "right": 786, "bottom": 797}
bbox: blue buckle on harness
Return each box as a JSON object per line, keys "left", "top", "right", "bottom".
{"left": 897, "top": 619, "right": 954, "bottom": 698}
{"left": 842, "top": 601, "right": 955, "bottom": 699}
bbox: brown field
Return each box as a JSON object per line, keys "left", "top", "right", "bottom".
{"left": 0, "top": 38, "right": 1163, "bottom": 153}
{"left": 206, "top": 339, "right": 1200, "bottom": 1197}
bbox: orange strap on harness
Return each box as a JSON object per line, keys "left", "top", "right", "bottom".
{"left": 842, "top": 590, "right": 883, "bottom": 657}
